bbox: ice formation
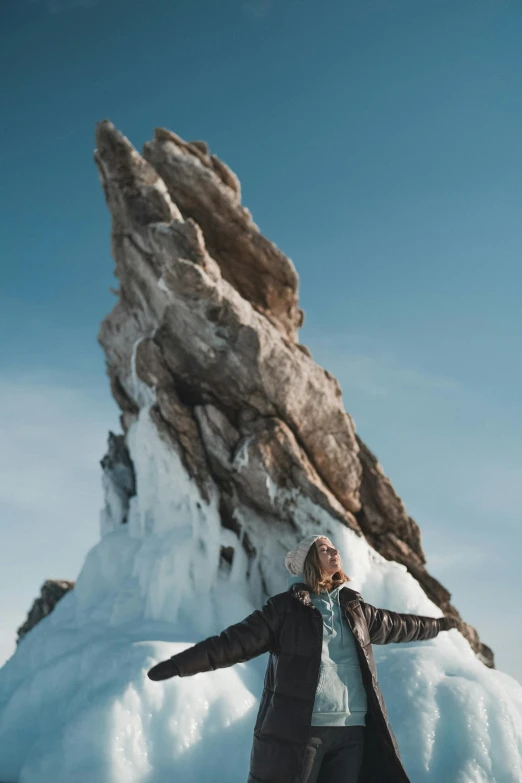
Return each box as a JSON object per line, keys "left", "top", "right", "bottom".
{"left": 1, "top": 402, "right": 521, "bottom": 782}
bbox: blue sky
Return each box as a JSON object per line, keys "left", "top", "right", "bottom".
{"left": 1, "top": 0, "right": 521, "bottom": 680}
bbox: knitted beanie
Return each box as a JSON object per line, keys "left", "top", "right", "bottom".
{"left": 284, "top": 534, "right": 327, "bottom": 575}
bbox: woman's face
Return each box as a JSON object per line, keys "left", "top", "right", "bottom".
{"left": 315, "top": 538, "right": 341, "bottom": 576}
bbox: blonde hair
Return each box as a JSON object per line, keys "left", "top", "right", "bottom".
{"left": 302, "top": 539, "right": 351, "bottom": 594}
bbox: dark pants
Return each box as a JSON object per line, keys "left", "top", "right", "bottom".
{"left": 300, "top": 725, "right": 365, "bottom": 783}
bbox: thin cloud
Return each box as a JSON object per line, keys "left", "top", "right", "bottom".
{"left": 456, "top": 463, "right": 522, "bottom": 522}
{"left": 308, "top": 337, "right": 462, "bottom": 398}
{"left": 0, "top": 374, "right": 116, "bottom": 515}
{"left": 0, "top": 372, "right": 119, "bottom": 667}
{"left": 425, "top": 543, "right": 489, "bottom": 574}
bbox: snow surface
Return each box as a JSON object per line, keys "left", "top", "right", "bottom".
{"left": 1, "top": 401, "right": 522, "bottom": 782}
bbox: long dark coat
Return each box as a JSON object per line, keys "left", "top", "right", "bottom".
{"left": 170, "top": 582, "right": 444, "bottom": 783}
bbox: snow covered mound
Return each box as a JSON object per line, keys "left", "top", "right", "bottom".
{"left": 1, "top": 405, "right": 521, "bottom": 783}
{"left": 1, "top": 120, "right": 520, "bottom": 782}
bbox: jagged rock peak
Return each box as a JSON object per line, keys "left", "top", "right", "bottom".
{"left": 152, "top": 128, "right": 241, "bottom": 197}
{"left": 94, "top": 120, "right": 363, "bottom": 516}
{"left": 143, "top": 123, "right": 304, "bottom": 340}
{"left": 95, "top": 119, "right": 302, "bottom": 341}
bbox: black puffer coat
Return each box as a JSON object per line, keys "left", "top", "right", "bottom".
{"left": 169, "top": 582, "right": 447, "bottom": 783}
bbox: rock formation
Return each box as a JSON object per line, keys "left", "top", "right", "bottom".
{"left": 16, "top": 118, "right": 493, "bottom": 670}
{"left": 88, "top": 119, "right": 493, "bottom": 669}
{"left": 16, "top": 580, "right": 75, "bottom": 645}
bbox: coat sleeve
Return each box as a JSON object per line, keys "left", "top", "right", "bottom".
{"left": 360, "top": 600, "right": 443, "bottom": 645}
{"left": 170, "top": 597, "right": 281, "bottom": 677}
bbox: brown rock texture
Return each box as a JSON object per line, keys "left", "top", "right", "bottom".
{"left": 142, "top": 128, "right": 303, "bottom": 342}
{"left": 91, "top": 119, "right": 493, "bottom": 669}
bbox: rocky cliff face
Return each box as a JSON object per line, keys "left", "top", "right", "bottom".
{"left": 17, "top": 119, "right": 492, "bottom": 669}
{"left": 90, "top": 119, "right": 493, "bottom": 669}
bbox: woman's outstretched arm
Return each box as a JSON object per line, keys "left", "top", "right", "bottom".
{"left": 148, "top": 597, "right": 281, "bottom": 680}
{"left": 360, "top": 600, "right": 458, "bottom": 645}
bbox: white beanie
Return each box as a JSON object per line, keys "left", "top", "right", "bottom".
{"left": 284, "top": 534, "right": 327, "bottom": 576}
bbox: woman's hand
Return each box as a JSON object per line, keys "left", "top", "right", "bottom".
{"left": 147, "top": 658, "right": 181, "bottom": 681}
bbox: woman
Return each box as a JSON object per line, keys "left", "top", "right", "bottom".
{"left": 148, "top": 534, "right": 458, "bottom": 783}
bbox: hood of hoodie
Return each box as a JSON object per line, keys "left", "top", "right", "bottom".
{"left": 286, "top": 573, "right": 350, "bottom": 652}
{"left": 286, "top": 575, "right": 367, "bottom": 723}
